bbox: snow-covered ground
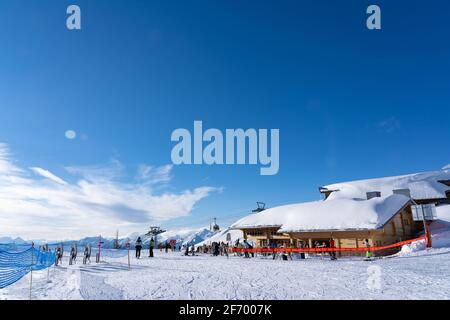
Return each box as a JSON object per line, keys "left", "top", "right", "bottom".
{"left": 1, "top": 205, "right": 449, "bottom": 300}
{"left": 1, "top": 246, "right": 449, "bottom": 300}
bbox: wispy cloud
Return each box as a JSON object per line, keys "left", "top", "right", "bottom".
{"left": 137, "top": 164, "right": 173, "bottom": 185}
{"left": 30, "top": 167, "right": 68, "bottom": 185}
{"left": 0, "top": 143, "right": 219, "bottom": 241}
{"left": 377, "top": 116, "right": 401, "bottom": 134}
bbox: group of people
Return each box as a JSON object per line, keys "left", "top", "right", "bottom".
{"left": 51, "top": 243, "right": 92, "bottom": 266}
{"left": 134, "top": 236, "right": 155, "bottom": 259}
{"left": 134, "top": 236, "right": 374, "bottom": 261}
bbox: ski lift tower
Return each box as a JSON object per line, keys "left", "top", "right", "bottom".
{"left": 212, "top": 218, "right": 220, "bottom": 232}
{"left": 113, "top": 229, "right": 120, "bottom": 249}
{"left": 252, "top": 202, "right": 266, "bottom": 213}
{"left": 146, "top": 226, "right": 166, "bottom": 248}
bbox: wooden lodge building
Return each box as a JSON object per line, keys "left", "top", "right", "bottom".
{"left": 231, "top": 169, "right": 450, "bottom": 256}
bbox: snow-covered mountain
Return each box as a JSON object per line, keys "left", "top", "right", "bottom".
{"left": 67, "top": 227, "right": 216, "bottom": 249}
{"left": 0, "top": 227, "right": 218, "bottom": 249}
{"left": 0, "top": 236, "right": 28, "bottom": 244}
{"left": 181, "top": 228, "right": 216, "bottom": 246}
{"left": 195, "top": 228, "right": 244, "bottom": 248}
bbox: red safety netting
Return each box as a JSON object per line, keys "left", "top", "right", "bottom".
{"left": 231, "top": 235, "right": 427, "bottom": 253}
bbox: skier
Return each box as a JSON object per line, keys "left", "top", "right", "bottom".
{"left": 135, "top": 237, "right": 142, "bottom": 259}
{"left": 243, "top": 240, "right": 254, "bottom": 258}
{"left": 184, "top": 244, "right": 190, "bottom": 256}
{"left": 299, "top": 241, "right": 306, "bottom": 260}
{"left": 212, "top": 242, "right": 219, "bottom": 256}
{"left": 83, "top": 244, "right": 91, "bottom": 264}
{"left": 165, "top": 241, "right": 169, "bottom": 253}
{"left": 69, "top": 243, "right": 78, "bottom": 265}
{"left": 222, "top": 242, "right": 229, "bottom": 257}
{"left": 248, "top": 241, "right": 254, "bottom": 258}
{"left": 55, "top": 246, "right": 63, "bottom": 266}
{"left": 364, "top": 239, "right": 373, "bottom": 260}
{"left": 329, "top": 238, "right": 337, "bottom": 260}
{"left": 271, "top": 242, "right": 277, "bottom": 260}
{"left": 149, "top": 237, "right": 154, "bottom": 258}
{"left": 243, "top": 240, "right": 250, "bottom": 258}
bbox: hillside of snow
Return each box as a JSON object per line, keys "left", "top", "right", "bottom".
{"left": 116, "top": 227, "right": 215, "bottom": 248}
{"left": 195, "top": 228, "right": 244, "bottom": 248}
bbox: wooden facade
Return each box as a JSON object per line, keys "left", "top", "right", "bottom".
{"left": 240, "top": 205, "right": 424, "bottom": 257}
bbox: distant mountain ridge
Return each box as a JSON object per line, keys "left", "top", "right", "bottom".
{"left": 1, "top": 227, "right": 222, "bottom": 249}
{"left": 15, "top": 227, "right": 218, "bottom": 249}
{"left": 0, "top": 236, "right": 27, "bottom": 244}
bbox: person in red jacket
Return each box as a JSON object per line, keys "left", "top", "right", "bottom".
{"left": 329, "top": 238, "right": 337, "bottom": 260}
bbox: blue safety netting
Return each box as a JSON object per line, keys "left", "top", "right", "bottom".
{"left": 0, "top": 247, "right": 55, "bottom": 289}
{"left": 92, "top": 249, "right": 129, "bottom": 259}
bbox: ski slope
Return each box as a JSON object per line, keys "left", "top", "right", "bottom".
{"left": 1, "top": 206, "right": 449, "bottom": 300}
{"left": 1, "top": 246, "right": 449, "bottom": 300}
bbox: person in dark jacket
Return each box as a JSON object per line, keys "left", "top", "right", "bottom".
{"left": 135, "top": 237, "right": 143, "bottom": 258}
{"left": 149, "top": 237, "right": 154, "bottom": 257}
{"left": 165, "top": 241, "right": 169, "bottom": 253}
{"left": 329, "top": 238, "right": 337, "bottom": 260}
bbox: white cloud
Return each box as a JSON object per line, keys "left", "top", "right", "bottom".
{"left": 137, "top": 164, "right": 173, "bottom": 184}
{"left": 65, "top": 130, "right": 77, "bottom": 139}
{"left": 0, "top": 143, "right": 219, "bottom": 241}
{"left": 30, "top": 167, "right": 68, "bottom": 185}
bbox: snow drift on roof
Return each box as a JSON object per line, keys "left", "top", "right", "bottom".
{"left": 321, "top": 169, "right": 450, "bottom": 201}
{"left": 436, "top": 205, "right": 450, "bottom": 223}
{"left": 231, "top": 194, "right": 410, "bottom": 232}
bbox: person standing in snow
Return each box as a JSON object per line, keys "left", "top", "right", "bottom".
{"left": 299, "top": 241, "right": 306, "bottom": 260}
{"left": 243, "top": 240, "right": 250, "bottom": 258}
{"left": 245, "top": 240, "right": 254, "bottom": 258}
{"left": 135, "top": 237, "right": 143, "bottom": 259}
{"left": 271, "top": 242, "right": 277, "bottom": 260}
{"left": 69, "top": 243, "right": 77, "bottom": 265}
{"left": 165, "top": 241, "right": 169, "bottom": 253}
{"left": 149, "top": 237, "right": 154, "bottom": 258}
{"left": 364, "top": 239, "right": 373, "bottom": 260}
{"left": 55, "top": 246, "right": 63, "bottom": 266}
{"left": 223, "top": 242, "right": 229, "bottom": 257}
{"left": 83, "top": 244, "right": 91, "bottom": 264}
{"left": 329, "top": 238, "right": 337, "bottom": 260}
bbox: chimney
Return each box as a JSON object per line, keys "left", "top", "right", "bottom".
{"left": 393, "top": 188, "right": 411, "bottom": 198}
{"left": 366, "top": 191, "right": 381, "bottom": 200}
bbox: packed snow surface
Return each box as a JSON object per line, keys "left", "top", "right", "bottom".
{"left": 1, "top": 247, "right": 449, "bottom": 300}
{"left": 321, "top": 169, "right": 450, "bottom": 201}
{"left": 2, "top": 207, "right": 450, "bottom": 300}
{"left": 231, "top": 194, "right": 410, "bottom": 232}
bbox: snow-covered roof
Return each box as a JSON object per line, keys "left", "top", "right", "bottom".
{"left": 231, "top": 194, "right": 411, "bottom": 232}
{"left": 321, "top": 169, "right": 450, "bottom": 201}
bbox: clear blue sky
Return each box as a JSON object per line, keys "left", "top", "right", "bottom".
{"left": 0, "top": 0, "right": 449, "bottom": 238}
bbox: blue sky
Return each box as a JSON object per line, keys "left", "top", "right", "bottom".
{"left": 0, "top": 0, "right": 449, "bottom": 240}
